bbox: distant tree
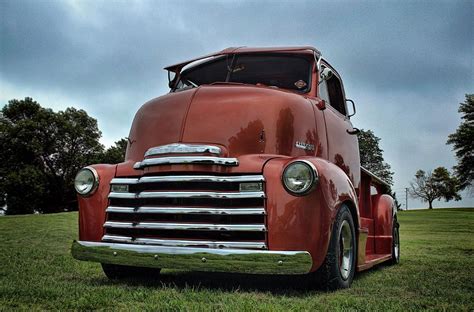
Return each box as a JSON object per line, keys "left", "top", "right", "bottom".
{"left": 358, "top": 129, "right": 394, "bottom": 185}
{"left": 447, "top": 94, "right": 473, "bottom": 192}
{"left": 0, "top": 112, "right": 10, "bottom": 210}
{"left": 391, "top": 192, "right": 402, "bottom": 211}
{"left": 0, "top": 97, "right": 104, "bottom": 214}
{"left": 409, "top": 167, "right": 461, "bottom": 209}
{"left": 100, "top": 138, "right": 128, "bottom": 164}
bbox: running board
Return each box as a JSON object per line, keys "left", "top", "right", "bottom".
{"left": 357, "top": 254, "right": 392, "bottom": 271}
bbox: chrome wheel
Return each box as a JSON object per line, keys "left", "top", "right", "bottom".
{"left": 394, "top": 226, "right": 400, "bottom": 260}
{"left": 338, "top": 220, "right": 354, "bottom": 280}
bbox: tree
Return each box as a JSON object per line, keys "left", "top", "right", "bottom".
{"left": 447, "top": 94, "right": 473, "bottom": 191}
{"left": 358, "top": 129, "right": 401, "bottom": 208}
{"left": 0, "top": 97, "right": 104, "bottom": 214}
{"left": 409, "top": 167, "right": 461, "bottom": 209}
{"left": 358, "top": 129, "right": 394, "bottom": 185}
{"left": 100, "top": 138, "right": 128, "bottom": 164}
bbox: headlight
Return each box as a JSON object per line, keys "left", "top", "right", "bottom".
{"left": 282, "top": 161, "right": 318, "bottom": 195}
{"left": 74, "top": 167, "right": 99, "bottom": 196}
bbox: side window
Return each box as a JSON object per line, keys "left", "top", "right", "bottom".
{"left": 318, "top": 79, "right": 331, "bottom": 106}
{"left": 327, "top": 75, "right": 346, "bottom": 116}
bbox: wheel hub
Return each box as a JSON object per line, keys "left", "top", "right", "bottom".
{"left": 339, "top": 220, "right": 353, "bottom": 280}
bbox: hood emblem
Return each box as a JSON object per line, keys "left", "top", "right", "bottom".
{"left": 295, "top": 141, "right": 315, "bottom": 151}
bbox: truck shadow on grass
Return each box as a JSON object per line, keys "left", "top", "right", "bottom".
{"left": 99, "top": 271, "right": 315, "bottom": 295}
{"left": 92, "top": 264, "right": 390, "bottom": 295}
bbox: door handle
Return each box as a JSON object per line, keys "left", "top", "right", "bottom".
{"left": 347, "top": 128, "right": 360, "bottom": 135}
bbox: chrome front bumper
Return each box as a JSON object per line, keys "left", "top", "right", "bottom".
{"left": 71, "top": 241, "right": 313, "bottom": 275}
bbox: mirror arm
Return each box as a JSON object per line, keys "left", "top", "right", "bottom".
{"left": 168, "top": 70, "right": 179, "bottom": 90}
{"left": 314, "top": 51, "right": 322, "bottom": 73}
{"left": 316, "top": 99, "right": 326, "bottom": 110}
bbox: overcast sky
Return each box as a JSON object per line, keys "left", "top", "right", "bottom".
{"left": 1, "top": 0, "right": 473, "bottom": 208}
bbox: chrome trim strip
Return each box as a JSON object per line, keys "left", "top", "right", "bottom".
{"left": 144, "top": 143, "right": 222, "bottom": 157}
{"left": 106, "top": 206, "right": 266, "bottom": 215}
{"left": 110, "top": 175, "right": 264, "bottom": 185}
{"left": 103, "top": 221, "right": 266, "bottom": 232}
{"left": 108, "top": 192, "right": 137, "bottom": 199}
{"left": 134, "top": 156, "right": 239, "bottom": 169}
{"left": 101, "top": 235, "right": 267, "bottom": 250}
{"left": 110, "top": 178, "right": 139, "bottom": 185}
{"left": 139, "top": 191, "right": 265, "bottom": 199}
{"left": 71, "top": 240, "right": 313, "bottom": 274}
{"left": 108, "top": 191, "right": 265, "bottom": 199}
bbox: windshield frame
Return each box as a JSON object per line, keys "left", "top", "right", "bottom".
{"left": 172, "top": 53, "right": 313, "bottom": 94}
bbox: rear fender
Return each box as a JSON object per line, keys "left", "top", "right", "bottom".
{"left": 372, "top": 194, "right": 395, "bottom": 254}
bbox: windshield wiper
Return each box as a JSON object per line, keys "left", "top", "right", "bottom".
{"left": 209, "top": 81, "right": 246, "bottom": 86}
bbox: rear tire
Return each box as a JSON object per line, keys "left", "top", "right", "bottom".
{"left": 390, "top": 220, "right": 400, "bottom": 265}
{"left": 101, "top": 264, "right": 161, "bottom": 280}
{"left": 312, "top": 205, "right": 357, "bottom": 290}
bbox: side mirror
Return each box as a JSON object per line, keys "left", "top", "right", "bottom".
{"left": 320, "top": 67, "right": 333, "bottom": 82}
{"left": 346, "top": 99, "right": 356, "bottom": 117}
{"left": 168, "top": 71, "right": 178, "bottom": 89}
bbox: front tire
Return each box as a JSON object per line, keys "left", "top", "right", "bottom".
{"left": 312, "top": 205, "right": 357, "bottom": 290}
{"left": 101, "top": 264, "right": 161, "bottom": 280}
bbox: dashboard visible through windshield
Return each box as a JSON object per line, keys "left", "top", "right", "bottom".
{"left": 174, "top": 54, "right": 312, "bottom": 92}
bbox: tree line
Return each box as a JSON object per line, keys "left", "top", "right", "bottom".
{"left": 0, "top": 98, "right": 127, "bottom": 215}
{"left": 2, "top": 95, "right": 470, "bottom": 214}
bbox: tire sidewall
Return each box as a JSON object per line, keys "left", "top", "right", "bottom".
{"left": 329, "top": 205, "right": 357, "bottom": 289}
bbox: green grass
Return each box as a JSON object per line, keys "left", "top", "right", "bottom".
{"left": 1, "top": 209, "right": 473, "bottom": 311}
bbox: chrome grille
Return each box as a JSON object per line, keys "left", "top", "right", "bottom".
{"left": 103, "top": 174, "right": 267, "bottom": 250}
{"left": 133, "top": 143, "right": 239, "bottom": 169}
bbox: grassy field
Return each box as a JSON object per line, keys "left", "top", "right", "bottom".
{"left": 1, "top": 209, "right": 473, "bottom": 311}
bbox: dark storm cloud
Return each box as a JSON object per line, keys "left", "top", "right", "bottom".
{"left": 1, "top": 0, "right": 473, "bottom": 207}
{"left": 1, "top": 1, "right": 202, "bottom": 94}
{"left": 2, "top": 0, "right": 471, "bottom": 96}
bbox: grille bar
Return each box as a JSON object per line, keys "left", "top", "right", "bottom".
{"left": 109, "top": 191, "right": 265, "bottom": 199}
{"left": 102, "top": 234, "right": 267, "bottom": 250}
{"left": 104, "top": 221, "right": 267, "bottom": 232}
{"left": 106, "top": 206, "right": 266, "bottom": 215}
{"left": 110, "top": 175, "right": 265, "bottom": 185}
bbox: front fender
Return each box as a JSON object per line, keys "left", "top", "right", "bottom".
{"left": 263, "top": 157, "right": 358, "bottom": 272}
{"left": 78, "top": 164, "right": 117, "bottom": 242}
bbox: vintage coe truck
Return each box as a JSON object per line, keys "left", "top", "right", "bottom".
{"left": 71, "top": 46, "right": 400, "bottom": 289}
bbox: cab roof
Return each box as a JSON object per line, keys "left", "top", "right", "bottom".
{"left": 164, "top": 46, "right": 321, "bottom": 73}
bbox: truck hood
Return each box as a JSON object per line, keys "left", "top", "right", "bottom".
{"left": 125, "top": 85, "right": 320, "bottom": 172}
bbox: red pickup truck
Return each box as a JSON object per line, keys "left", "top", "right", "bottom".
{"left": 71, "top": 46, "right": 400, "bottom": 289}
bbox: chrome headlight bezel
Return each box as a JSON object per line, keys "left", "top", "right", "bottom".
{"left": 282, "top": 160, "right": 318, "bottom": 196}
{"left": 74, "top": 167, "right": 99, "bottom": 196}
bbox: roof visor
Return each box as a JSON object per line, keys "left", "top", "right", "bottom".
{"left": 164, "top": 46, "right": 321, "bottom": 74}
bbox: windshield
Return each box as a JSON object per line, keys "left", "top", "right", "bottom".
{"left": 174, "top": 54, "right": 312, "bottom": 92}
